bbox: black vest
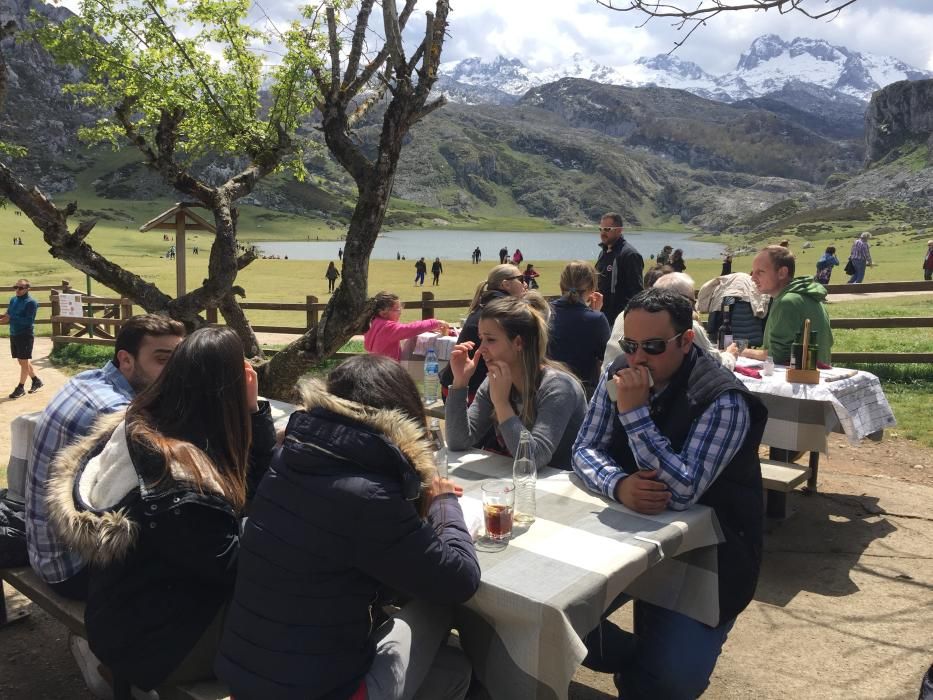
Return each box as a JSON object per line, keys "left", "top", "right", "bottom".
{"left": 606, "top": 347, "right": 768, "bottom": 625}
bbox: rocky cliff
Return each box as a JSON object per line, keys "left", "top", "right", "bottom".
{"left": 865, "top": 79, "right": 933, "bottom": 165}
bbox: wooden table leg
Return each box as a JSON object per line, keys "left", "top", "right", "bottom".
{"left": 806, "top": 450, "right": 820, "bottom": 493}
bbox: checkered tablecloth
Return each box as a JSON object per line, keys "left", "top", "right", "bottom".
{"left": 736, "top": 367, "right": 896, "bottom": 453}
{"left": 411, "top": 332, "right": 457, "bottom": 360}
{"left": 448, "top": 450, "right": 722, "bottom": 700}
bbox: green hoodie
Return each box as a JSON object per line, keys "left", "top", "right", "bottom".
{"left": 763, "top": 276, "right": 834, "bottom": 366}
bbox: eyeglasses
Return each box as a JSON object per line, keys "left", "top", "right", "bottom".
{"left": 13, "top": 285, "right": 28, "bottom": 290}
{"left": 619, "top": 332, "right": 683, "bottom": 356}
{"left": 599, "top": 226, "right": 621, "bottom": 233}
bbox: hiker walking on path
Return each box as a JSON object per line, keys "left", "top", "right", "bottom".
{"left": 1, "top": 278, "right": 42, "bottom": 399}
{"left": 847, "top": 232, "right": 873, "bottom": 284}
{"left": 815, "top": 246, "right": 840, "bottom": 285}
{"left": 431, "top": 257, "right": 443, "bottom": 286}
{"left": 414, "top": 257, "right": 427, "bottom": 286}
{"left": 325, "top": 261, "right": 340, "bottom": 293}
{"left": 924, "top": 240, "right": 933, "bottom": 281}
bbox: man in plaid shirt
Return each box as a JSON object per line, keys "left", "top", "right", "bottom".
{"left": 847, "top": 231, "right": 873, "bottom": 284}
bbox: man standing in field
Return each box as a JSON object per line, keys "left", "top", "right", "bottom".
{"left": 1, "top": 278, "right": 42, "bottom": 398}
{"left": 847, "top": 231, "right": 873, "bottom": 284}
{"left": 595, "top": 212, "right": 644, "bottom": 325}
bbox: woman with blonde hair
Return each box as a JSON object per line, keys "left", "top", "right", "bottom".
{"left": 446, "top": 296, "right": 586, "bottom": 469}
{"left": 439, "top": 264, "right": 527, "bottom": 401}
{"left": 548, "top": 260, "right": 610, "bottom": 395}
{"left": 49, "top": 327, "right": 275, "bottom": 692}
{"left": 363, "top": 291, "right": 450, "bottom": 361}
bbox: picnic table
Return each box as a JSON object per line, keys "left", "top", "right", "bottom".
{"left": 447, "top": 449, "right": 723, "bottom": 700}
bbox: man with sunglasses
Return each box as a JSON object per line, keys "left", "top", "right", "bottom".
{"left": 572, "top": 288, "right": 767, "bottom": 699}
{"left": 1, "top": 279, "right": 42, "bottom": 398}
{"left": 595, "top": 212, "right": 644, "bottom": 325}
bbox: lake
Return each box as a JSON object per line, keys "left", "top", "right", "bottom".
{"left": 255, "top": 229, "right": 727, "bottom": 262}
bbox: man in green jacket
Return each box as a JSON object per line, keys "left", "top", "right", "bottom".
{"left": 744, "top": 245, "right": 833, "bottom": 366}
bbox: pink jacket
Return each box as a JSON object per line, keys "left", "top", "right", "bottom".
{"left": 363, "top": 316, "right": 440, "bottom": 361}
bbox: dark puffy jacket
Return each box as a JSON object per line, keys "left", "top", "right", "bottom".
{"left": 48, "top": 404, "right": 275, "bottom": 690}
{"left": 595, "top": 238, "right": 644, "bottom": 325}
{"left": 547, "top": 297, "right": 611, "bottom": 394}
{"left": 216, "top": 385, "right": 481, "bottom": 700}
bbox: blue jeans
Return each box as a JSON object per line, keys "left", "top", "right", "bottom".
{"left": 584, "top": 599, "right": 734, "bottom": 699}
{"left": 847, "top": 258, "right": 867, "bottom": 283}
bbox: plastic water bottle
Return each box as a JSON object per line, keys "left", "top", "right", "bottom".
{"left": 423, "top": 348, "right": 439, "bottom": 404}
{"left": 512, "top": 429, "right": 536, "bottom": 525}
{"left": 429, "top": 418, "right": 448, "bottom": 478}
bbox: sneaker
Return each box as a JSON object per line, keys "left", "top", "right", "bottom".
{"left": 28, "top": 377, "right": 43, "bottom": 394}
{"left": 69, "top": 633, "right": 113, "bottom": 700}
{"left": 8, "top": 385, "right": 25, "bottom": 399}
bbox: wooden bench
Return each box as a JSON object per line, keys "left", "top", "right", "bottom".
{"left": 0, "top": 567, "right": 230, "bottom": 700}
{"left": 760, "top": 458, "right": 813, "bottom": 519}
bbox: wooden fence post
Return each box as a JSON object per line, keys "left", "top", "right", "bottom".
{"left": 421, "top": 291, "right": 434, "bottom": 321}
{"left": 306, "top": 296, "right": 319, "bottom": 331}
{"left": 50, "top": 291, "right": 62, "bottom": 351}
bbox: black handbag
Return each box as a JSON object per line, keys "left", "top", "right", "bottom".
{"left": 844, "top": 258, "right": 856, "bottom": 275}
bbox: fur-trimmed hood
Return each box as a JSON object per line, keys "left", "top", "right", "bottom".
{"left": 47, "top": 411, "right": 230, "bottom": 567}
{"left": 294, "top": 378, "right": 437, "bottom": 493}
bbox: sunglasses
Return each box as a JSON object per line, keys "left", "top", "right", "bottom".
{"left": 619, "top": 332, "right": 683, "bottom": 356}
{"left": 13, "top": 285, "right": 29, "bottom": 290}
{"left": 599, "top": 226, "right": 620, "bottom": 233}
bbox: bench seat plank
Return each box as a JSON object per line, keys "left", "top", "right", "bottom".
{"left": 0, "top": 566, "right": 86, "bottom": 637}
{"left": 760, "top": 459, "right": 812, "bottom": 493}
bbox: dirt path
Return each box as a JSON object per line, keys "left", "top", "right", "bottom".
{"left": 1, "top": 341, "right": 932, "bottom": 699}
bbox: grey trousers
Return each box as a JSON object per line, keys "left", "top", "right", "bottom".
{"left": 365, "top": 599, "right": 472, "bottom": 700}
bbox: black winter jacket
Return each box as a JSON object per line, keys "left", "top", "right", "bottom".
{"left": 595, "top": 238, "right": 644, "bottom": 325}
{"left": 48, "top": 403, "right": 275, "bottom": 690}
{"left": 216, "top": 384, "right": 481, "bottom": 700}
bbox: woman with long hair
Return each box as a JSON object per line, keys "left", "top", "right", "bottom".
{"left": 670, "top": 248, "right": 687, "bottom": 272}
{"left": 325, "top": 261, "right": 340, "bottom": 293}
{"left": 439, "top": 264, "right": 527, "bottom": 401}
{"left": 446, "top": 296, "right": 587, "bottom": 469}
{"left": 48, "top": 327, "right": 275, "bottom": 692}
{"left": 363, "top": 291, "right": 450, "bottom": 361}
{"left": 217, "top": 354, "right": 480, "bottom": 700}
{"left": 548, "top": 261, "right": 611, "bottom": 395}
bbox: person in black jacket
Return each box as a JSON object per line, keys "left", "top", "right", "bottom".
{"left": 217, "top": 354, "right": 481, "bottom": 700}
{"left": 48, "top": 327, "right": 276, "bottom": 692}
{"left": 595, "top": 212, "right": 644, "bottom": 325}
{"left": 439, "top": 264, "right": 527, "bottom": 402}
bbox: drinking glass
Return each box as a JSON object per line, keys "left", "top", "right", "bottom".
{"left": 734, "top": 338, "right": 749, "bottom": 354}
{"left": 481, "top": 480, "right": 514, "bottom": 546}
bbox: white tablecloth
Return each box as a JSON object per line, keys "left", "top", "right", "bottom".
{"left": 736, "top": 366, "right": 896, "bottom": 453}
{"left": 448, "top": 450, "right": 722, "bottom": 700}
{"left": 411, "top": 332, "right": 457, "bottom": 360}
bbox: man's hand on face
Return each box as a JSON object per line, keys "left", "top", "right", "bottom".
{"left": 613, "top": 366, "right": 652, "bottom": 414}
{"left": 614, "top": 469, "right": 671, "bottom": 514}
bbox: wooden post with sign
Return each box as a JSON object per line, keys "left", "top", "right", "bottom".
{"left": 138, "top": 203, "right": 215, "bottom": 299}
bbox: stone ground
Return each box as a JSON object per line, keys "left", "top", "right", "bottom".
{"left": 1, "top": 339, "right": 932, "bottom": 699}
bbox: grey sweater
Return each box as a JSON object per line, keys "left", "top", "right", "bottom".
{"left": 445, "top": 367, "right": 587, "bottom": 470}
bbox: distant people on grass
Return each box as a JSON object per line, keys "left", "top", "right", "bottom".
{"left": 595, "top": 212, "right": 645, "bottom": 325}
{"left": 445, "top": 296, "right": 587, "bottom": 469}
{"left": 397, "top": 251, "right": 401, "bottom": 261}
{"left": 363, "top": 292, "right": 451, "bottom": 362}
{"left": 325, "top": 261, "right": 340, "bottom": 293}
{"left": 669, "top": 248, "right": 687, "bottom": 272}
{"left": 573, "top": 288, "right": 766, "bottom": 699}
{"left": 746, "top": 245, "right": 833, "bottom": 366}
{"left": 847, "top": 232, "right": 873, "bottom": 284}
{"left": 472, "top": 246, "right": 482, "bottom": 264}
{"left": 1, "top": 278, "right": 42, "bottom": 399}
{"left": 217, "top": 355, "right": 480, "bottom": 700}
{"left": 431, "top": 257, "right": 443, "bottom": 286}
{"left": 924, "top": 240, "right": 933, "bottom": 281}
{"left": 499, "top": 246, "right": 508, "bottom": 264}
{"left": 547, "top": 261, "right": 610, "bottom": 395}
{"left": 48, "top": 326, "right": 275, "bottom": 693}
{"left": 414, "top": 257, "right": 428, "bottom": 286}
{"left": 511, "top": 248, "right": 524, "bottom": 265}
{"left": 814, "top": 246, "right": 840, "bottom": 285}
{"left": 439, "top": 264, "right": 527, "bottom": 402}
{"left": 721, "top": 254, "right": 733, "bottom": 276}
{"left": 656, "top": 245, "right": 673, "bottom": 266}
{"left": 523, "top": 263, "right": 540, "bottom": 289}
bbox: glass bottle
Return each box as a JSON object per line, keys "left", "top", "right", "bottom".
{"left": 512, "top": 429, "right": 536, "bottom": 525}
{"left": 717, "top": 302, "right": 733, "bottom": 350}
{"left": 429, "top": 417, "right": 447, "bottom": 478}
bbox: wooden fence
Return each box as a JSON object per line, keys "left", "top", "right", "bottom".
{"left": 44, "top": 282, "right": 933, "bottom": 364}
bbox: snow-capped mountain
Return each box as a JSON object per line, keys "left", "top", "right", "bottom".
{"left": 437, "top": 34, "right": 933, "bottom": 106}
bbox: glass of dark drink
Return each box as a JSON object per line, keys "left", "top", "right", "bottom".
{"left": 481, "top": 480, "right": 515, "bottom": 543}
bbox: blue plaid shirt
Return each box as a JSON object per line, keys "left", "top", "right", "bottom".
{"left": 26, "top": 361, "right": 135, "bottom": 583}
{"left": 572, "top": 371, "right": 750, "bottom": 509}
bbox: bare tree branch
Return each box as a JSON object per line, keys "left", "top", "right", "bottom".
{"left": 343, "top": 0, "right": 376, "bottom": 88}
{"left": 326, "top": 6, "right": 341, "bottom": 99}
{"left": 382, "top": 0, "right": 408, "bottom": 78}
{"left": 597, "top": 0, "right": 859, "bottom": 24}
{"left": 344, "top": 0, "right": 417, "bottom": 99}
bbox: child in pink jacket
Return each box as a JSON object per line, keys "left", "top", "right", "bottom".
{"left": 363, "top": 292, "right": 450, "bottom": 361}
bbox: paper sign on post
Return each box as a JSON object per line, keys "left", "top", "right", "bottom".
{"left": 59, "top": 293, "right": 84, "bottom": 317}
